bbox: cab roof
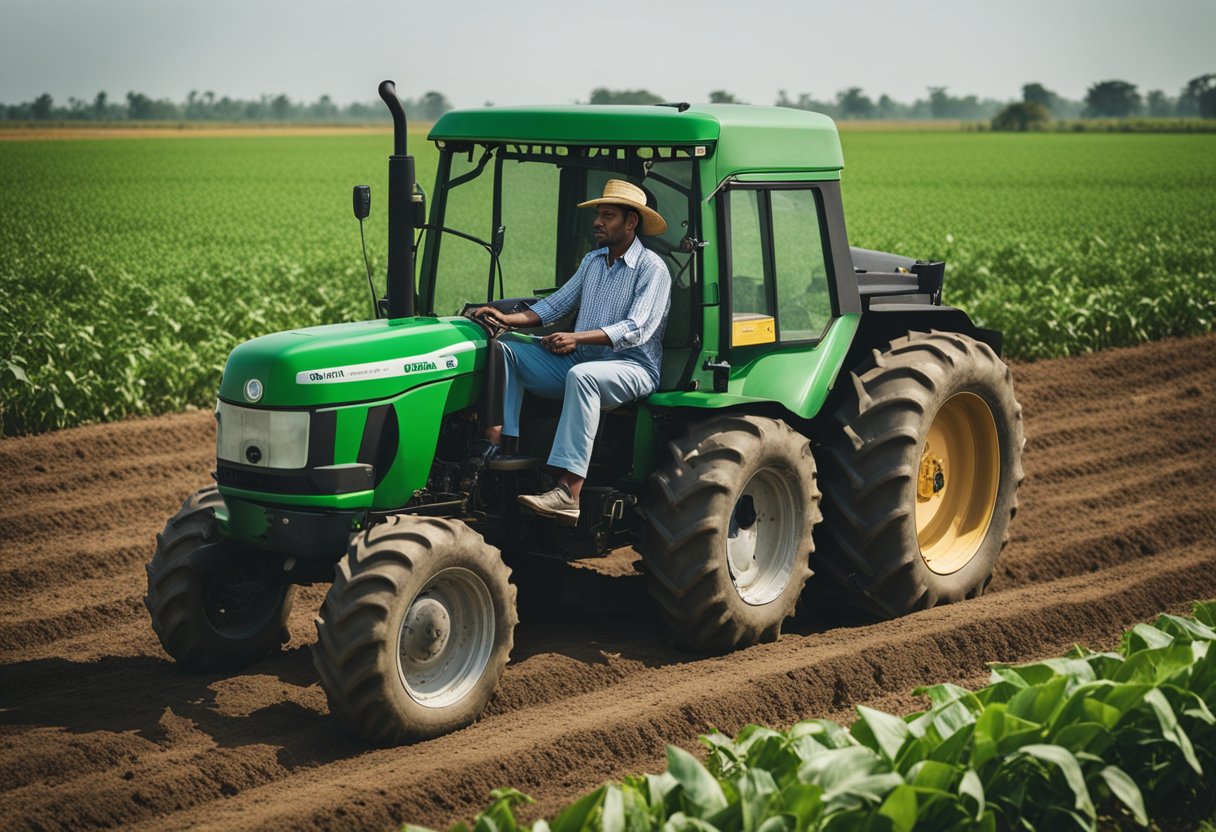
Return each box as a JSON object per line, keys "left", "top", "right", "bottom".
{"left": 428, "top": 104, "right": 843, "bottom": 177}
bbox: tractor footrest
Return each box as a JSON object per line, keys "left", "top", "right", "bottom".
{"left": 487, "top": 454, "right": 543, "bottom": 472}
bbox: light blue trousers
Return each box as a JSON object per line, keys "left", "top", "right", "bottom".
{"left": 499, "top": 337, "right": 655, "bottom": 478}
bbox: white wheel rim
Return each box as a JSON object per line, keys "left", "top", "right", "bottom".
{"left": 396, "top": 567, "right": 496, "bottom": 709}
{"left": 727, "top": 467, "right": 802, "bottom": 606}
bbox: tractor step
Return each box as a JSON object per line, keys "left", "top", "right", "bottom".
{"left": 487, "top": 455, "right": 543, "bottom": 472}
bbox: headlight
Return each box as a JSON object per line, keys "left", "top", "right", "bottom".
{"left": 216, "top": 401, "right": 310, "bottom": 469}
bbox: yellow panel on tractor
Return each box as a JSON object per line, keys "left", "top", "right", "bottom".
{"left": 732, "top": 313, "right": 776, "bottom": 346}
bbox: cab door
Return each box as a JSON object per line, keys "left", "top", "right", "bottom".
{"left": 717, "top": 181, "right": 859, "bottom": 361}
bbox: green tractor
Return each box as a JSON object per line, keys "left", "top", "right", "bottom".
{"left": 146, "top": 81, "right": 1024, "bottom": 745}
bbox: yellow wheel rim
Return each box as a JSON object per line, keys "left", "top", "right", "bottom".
{"left": 915, "top": 392, "right": 1000, "bottom": 574}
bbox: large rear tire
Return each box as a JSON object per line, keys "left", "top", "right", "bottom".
{"left": 639, "top": 415, "right": 821, "bottom": 652}
{"left": 813, "top": 330, "right": 1024, "bottom": 618}
{"left": 145, "top": 485, "right": 295, "bottom": 671}
{"left": 312, "top": 516, "right": 517, "bottom": 745}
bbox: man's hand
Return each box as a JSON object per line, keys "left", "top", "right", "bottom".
{"left": 540, "top": 332, "right": 578, "bottom": 354}
{"left": 469, "top": 306, "right": 543, "bottom": 330}
{"left": 469, "top": 305, "right": 508, "bottom": 326}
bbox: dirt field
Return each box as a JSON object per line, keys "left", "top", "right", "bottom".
{"left": 2, "top": 334, "right": 1214, "bottom": 831}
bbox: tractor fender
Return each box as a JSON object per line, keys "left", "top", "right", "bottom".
{"left": 850, "top": 304, "right": 1003, "bottom": 359}
{"left": 645, "top": 306, "right": 1000, "bottom": 432}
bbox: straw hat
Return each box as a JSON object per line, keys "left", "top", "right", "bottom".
{"left": 577, "top": 179, "right": 667, "bottom": 236}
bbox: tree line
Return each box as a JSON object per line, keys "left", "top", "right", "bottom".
{"left": 3, "top": 75, "right": 1212, "bottom": 124}
{"left": 592, "top": 74, "right": 1216, "bottom": 121}
{"left": 0, "top": 90, "right": 454, "bottom": 122}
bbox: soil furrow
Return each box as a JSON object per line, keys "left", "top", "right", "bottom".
{"left": 136, "top": 545, "right": 1216, "bottom": 832}
{"left": 0, "top": 333, "right": 1213, "bottom": 831}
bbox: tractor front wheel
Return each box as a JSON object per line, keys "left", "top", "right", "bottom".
{"left": 145, "top": 485, "right": 295, "bottom": 671}
{"left": 312, "top": 516, "right": 517, "bottom": 745}
{"left": 640, "top": 415, "right": 821, "bottom": 652}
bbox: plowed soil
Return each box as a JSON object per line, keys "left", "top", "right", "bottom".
{"left": 2, "top": 335, "right": 1214, "bottom": 831}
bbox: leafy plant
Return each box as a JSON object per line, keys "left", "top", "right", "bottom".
{"left": 418, "top": 601, "right": 1216, "bottom": 832}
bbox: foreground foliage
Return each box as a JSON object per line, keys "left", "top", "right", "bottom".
{"left": 2, "top": 132, "right": 1214, "bottom": 434}
{"left": 417, "top": 601, "right": 1216, "bottom": 832}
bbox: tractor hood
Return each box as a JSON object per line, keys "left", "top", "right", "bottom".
{"left": 218, "top": 316, "right": 487, "bottom": 408}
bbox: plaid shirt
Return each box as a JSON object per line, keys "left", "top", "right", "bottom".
{"left": 529, "top": 236, "right": 671, "bottom": 387}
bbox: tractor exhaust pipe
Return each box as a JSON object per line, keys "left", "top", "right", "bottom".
{"left": 379, "top": 80, "right": 416, "bottom": 319}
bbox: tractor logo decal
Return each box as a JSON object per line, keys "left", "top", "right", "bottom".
{"left": 295, "top": 343, "right": 472, "bottom": 385}
{"left": 307, "top": 370, "right": 346, "bottom": 381}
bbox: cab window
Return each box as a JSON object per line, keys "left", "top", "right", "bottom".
{"left": 724, "top": 185, "right": 833, "bottom": 347}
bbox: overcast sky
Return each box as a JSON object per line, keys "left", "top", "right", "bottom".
{"left": 2, "top": 0, "right": 1211, "bottom": 107}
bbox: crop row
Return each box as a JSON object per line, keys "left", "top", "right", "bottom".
{"left": 1, "top": 132, "right": 1214, "bottom": 434}
{"left": 419, "top": 601, "right": 1216, "bottom": 832}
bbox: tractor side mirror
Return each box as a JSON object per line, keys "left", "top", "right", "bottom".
{"left": 353, "top": 185, "right": 371, "bottom": 220}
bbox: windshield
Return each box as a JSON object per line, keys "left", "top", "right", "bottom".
{"left": 419, "top": 143, "right": 700, "bottom": 345}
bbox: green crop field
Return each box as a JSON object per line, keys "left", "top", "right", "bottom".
{"left": 1, "top": 129, "right": 1214, "bottom": 435}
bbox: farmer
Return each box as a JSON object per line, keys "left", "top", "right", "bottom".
{"left": 471, "top": 179, "right": 671, "bottom": 525}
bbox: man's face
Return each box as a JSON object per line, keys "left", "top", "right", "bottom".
{"left": 592, "top": 204, "right": 636, "bottom": 248}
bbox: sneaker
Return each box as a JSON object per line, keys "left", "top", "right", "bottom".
{"left": 518, "top": 483, "right": 580, "bottom": 526}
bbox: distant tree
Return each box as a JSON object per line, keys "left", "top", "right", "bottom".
{"left": 927, "top": 87, "right": 952, "bottom": 118}
{"left": 270, "top": 93, "right": 291, "bottom": 120}
{"left": 93, "top": 91, "right": 108, "bottom": 119}
{"left": 127, "top": 91, "right": 150, "bottom": 119}
{"left": 875, "top": 94, "right": 905, "bottom": 119}
{"left": 1083, "top": 80, "right": 1141, "bottom": 117}
{"left": 31, "top": 93, "right": 53, "bottom": 119}
{"left": 126, "top": 91, "right": 183, "bottom": 120}
{"left": 776, "top": 90, "right": 836, "bottom": 116}
{"left": 708, "top": 90, "right": 740, "bottom": 104}
{"left": 213, "top": 96, "right": 240, "bottom": 120}
{"left": 310, "top": 94, "right": 339, "bottom": 121}
{"left": 588, "top": 88, "right": 663, "bottom": 105}
{"left": 243, "top": 97, "right": 266, "bottom": 120}
{"left": 345, "top": 101, "right": 380, "bottom": 120}
{"left": 1145, "top": 90, "right": 1175, "bottom": 117}
{"left": 992, "top": 101, "right": 1050, "bottom": 131}
{"left": 1178, "top": 73, "right": 1216, "bottom": 118}
{"left": 837, "top": 87, "right": 875, "bottom": 119}
{"left": 185, "top": 89, "right": 200, "bottom": 119}
{"left": 1022, "top": 82, "right": 1062, "bottom": 114}
{"left": 417, "top": 91, "right": 452, "bottom": 121}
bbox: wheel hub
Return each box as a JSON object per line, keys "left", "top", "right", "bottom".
{"left": 917, "top": 443, "right": 946, "bottom": 503}
{"left": 401, "top": 597, "right": 451, "bottom": 663}
{"left": 726, "top": 468, "right": 801, "bottom": 606}
{"left": 915, "top": 392, "right": 1000, "bottom": 575}
{"left": 396, "top": 567, "right": 496, "bottom": 709}
{"left": 201, "top": 560, "right": 280, "bottom": 640}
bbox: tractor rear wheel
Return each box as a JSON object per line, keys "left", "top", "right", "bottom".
{"left": 145, "top": 485, "right": 295, "bottom": 671}
{"left": 813, "top": 330, "right": 1024, "bottom": 618}
{"left": 639, "top": 415, "right": 821, "bottom": 652}
{"left": 312, "top": 516, "right": 516, "bottom": 745}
